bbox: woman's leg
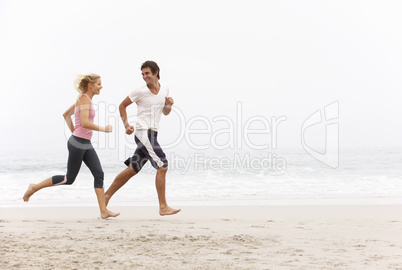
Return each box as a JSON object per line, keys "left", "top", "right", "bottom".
{"left": 23, "top": 177, "right": 53, "bottom": 202}
{"left": 94, "top": 188, "right": 119, "bottom": 219}
{"left": 23, "top": 136, "right": 85, "bottom": 202}
{"left": 83, "top": 146, "right": 119, "bottom": 219}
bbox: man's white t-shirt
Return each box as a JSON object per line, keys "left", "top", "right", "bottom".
{"left": 128, "top": 84, "right": 169, "bottom": 132}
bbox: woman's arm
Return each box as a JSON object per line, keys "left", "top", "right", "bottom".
{"left": 63, "top": 104, "right": 76, "bottom": 133}
{"left": 77, "top": 95, "right": 112, "bottom": 133}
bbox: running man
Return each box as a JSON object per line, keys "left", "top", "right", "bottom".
{"left": 105, "top": 61, "right": 180, "bottom": 216}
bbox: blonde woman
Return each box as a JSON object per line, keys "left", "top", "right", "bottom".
{"left": 23, "top": 74, "right": 119, "bottom": 219}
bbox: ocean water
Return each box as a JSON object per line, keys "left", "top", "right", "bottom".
{"left": 1, "top": 147, "right": 402, "bottom": 207}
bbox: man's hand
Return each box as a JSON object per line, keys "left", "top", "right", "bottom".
{"left": 165, "top": 97, "right": 174, "bottom": 106}
{"left": 126, "top": 125, "right": 134, "bottom": 135}
{"left": 125, "top": 125, "right": 134, "bottom": 135}
{"left": 163, "top": 97, "right": 174, "bottom": 116}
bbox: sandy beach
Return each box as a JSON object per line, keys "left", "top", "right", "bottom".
{"left": 1, "top": 205, "right": 402, "bottom": 269}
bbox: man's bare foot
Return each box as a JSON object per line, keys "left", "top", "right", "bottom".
{"left": 101, "top": 209, "right": 120, "bottom": 219}
{"left": 159, "top": 206, "right": 181, "bottom": 216}
{"left": 23, "top": 184, "right": 36, "bottom": 202}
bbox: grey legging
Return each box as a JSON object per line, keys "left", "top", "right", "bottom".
{"left": 52, "top": 135, "right": 104, "bottom": 188}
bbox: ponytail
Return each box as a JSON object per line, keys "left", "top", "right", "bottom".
{"left": 74, "top": 73, "right": 101, "bottom": 96}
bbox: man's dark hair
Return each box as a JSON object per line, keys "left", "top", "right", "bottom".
{"left": 141, "top": 60, "right": 160, "bottom": 79}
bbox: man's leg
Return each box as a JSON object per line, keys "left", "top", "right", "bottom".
{"left": 155, "top": 166, "right": 181, "bottom": 216}
{"left": 105, "top": 165, "right": 136, "bottom": 207}
{"left": 105, "top": 136, "right": 148, "bottom": 206}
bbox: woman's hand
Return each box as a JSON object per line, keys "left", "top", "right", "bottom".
{"left": 105, "top": 125, "right": 113, "bottom": 133}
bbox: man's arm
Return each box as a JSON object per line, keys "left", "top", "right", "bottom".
{"left": 119, "top": 96, "right": 134, "bottom": 134}
{"left": 163, "top": 97, "right": 174, "bottom": 115}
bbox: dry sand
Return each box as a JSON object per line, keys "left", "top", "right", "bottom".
{"left": 1, "top": 205, "right": 402, "bottom": 270}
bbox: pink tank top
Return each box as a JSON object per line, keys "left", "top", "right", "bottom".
{"left": 72, "top": 94, "right": 95, "bottom": 140}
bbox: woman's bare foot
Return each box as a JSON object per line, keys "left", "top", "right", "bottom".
{"left": 23, "top": 184, "right": 36, "bottom": 202}
{"left": 101, "top": 209, "right": 120, "bottom": 219}
{"left": 159, "top": 206, "right": 181, "bottom": 216}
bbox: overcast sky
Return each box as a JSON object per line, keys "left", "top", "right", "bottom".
{"left": 1, "top": 0, "right": 402, "bottom": 155}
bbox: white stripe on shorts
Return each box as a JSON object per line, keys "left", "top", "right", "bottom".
{"left": 135, "top": 130, "right": 164, "bottom": 168}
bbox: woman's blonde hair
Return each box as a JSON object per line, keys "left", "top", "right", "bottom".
{"left": 74, "top": 73, "right": 101, "bottom": 95}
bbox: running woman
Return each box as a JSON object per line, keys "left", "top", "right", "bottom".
{"left": 23, "top": 74, "right": 119, "bottom": 219}
{"left": 105, "top": 61, "right": 180, "bottom": 216}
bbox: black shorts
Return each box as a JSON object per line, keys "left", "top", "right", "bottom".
{"left": 124, "top": 129, "right": 168, "bottom": 173}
